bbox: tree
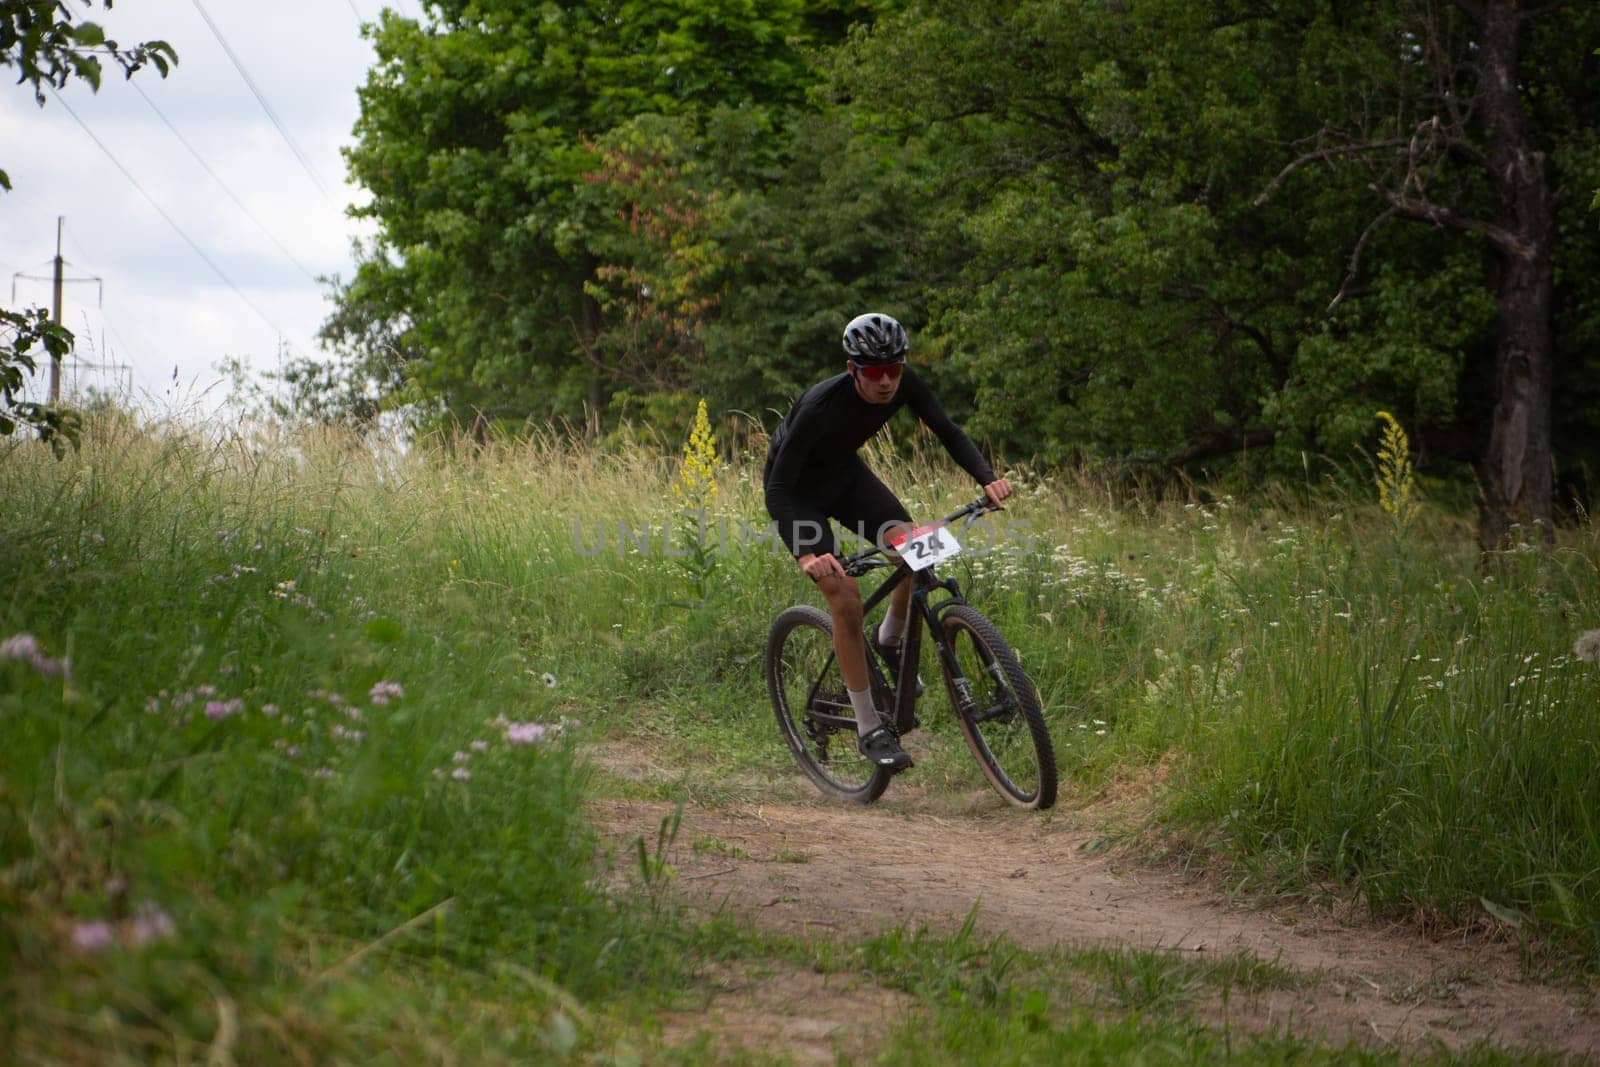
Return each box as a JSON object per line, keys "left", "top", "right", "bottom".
{"left": 828, "top": 0, "right": 1599, "bottom": 536}
{"left": 1254, "top": 0, "right": 1598, "bottom": 548}
{"left": 829, "top": 2, "right": 1414, "bottom": 466}
{"left": 335, "top": 0, "right": 837, "bottom": 432}
{"left": 1, "top": 1, "right": 175, "bottom": 446}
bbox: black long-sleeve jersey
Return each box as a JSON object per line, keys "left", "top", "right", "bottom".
{"left": 762, "top": 369, "right": 996, "bottom": 530}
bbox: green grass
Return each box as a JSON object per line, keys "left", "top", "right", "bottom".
{"left": 2, "top": 413, "right": 1597, "bottom": 1058}
{"left": 674, "top": 912, "right": 1561, "bottom": 1065}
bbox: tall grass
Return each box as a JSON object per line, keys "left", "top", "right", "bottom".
{"left": 0, "top": 415, "right": 686, "bottom": 1059}
{"left": 3, "top": 411, "right": 1598, "bottom": 1056}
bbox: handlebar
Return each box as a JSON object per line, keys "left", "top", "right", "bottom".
{"left": 838, "top": 495, "right": 1000, "bottom": 577}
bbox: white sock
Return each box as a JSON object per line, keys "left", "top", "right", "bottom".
{"left": 847, "top": 687, "right": 882, "bottom": 736}
{"left": 877, "top": 608, "right": 906, "bottom": 647}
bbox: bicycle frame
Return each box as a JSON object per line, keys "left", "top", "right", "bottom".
{"left": 803, "top": 498, "right": 994, "bottom": 736}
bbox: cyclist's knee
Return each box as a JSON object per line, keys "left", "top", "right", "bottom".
{"left": 816, "top": 574, "right": 863, "bottom": 624}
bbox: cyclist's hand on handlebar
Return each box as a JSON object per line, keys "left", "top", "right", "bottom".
{"left": 799, "top": 552, "right": 845, "bottom": 582}
{"left": 983, "top": 478, "right": 1013, "bottom": 510}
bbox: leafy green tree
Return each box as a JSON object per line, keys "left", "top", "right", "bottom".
{"left": 827, "top": 3, "right": 1379, "bottom": 464}
{"left": 334, "top": 0, "right": 842, "bottom": 431}
{"left": 828, "top": 0, "right": 1599, "bottom": 539}
{"left": 1252, "top": 0, "right": 1599, "bottom": 547}
{"left": 581, "top": 105, "right": 955, "bottom": 427}
{"left": 1, "top": 1, "right": 175, "bottom": 447}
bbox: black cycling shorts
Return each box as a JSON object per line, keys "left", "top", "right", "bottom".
{"left": 764, "top": 457, "right": 913, "bottom": 561}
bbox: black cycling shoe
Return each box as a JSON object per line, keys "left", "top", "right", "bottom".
{"left": 857, "top": 726, "right": 913, "bottom": 772}
{"left": 871, "top": 632, "right": 925, "bottom": 700}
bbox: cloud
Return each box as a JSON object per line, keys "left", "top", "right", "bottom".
{"left": 1, "top": 0, "right": 389, "bottom": 418}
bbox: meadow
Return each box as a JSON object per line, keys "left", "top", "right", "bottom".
{"left": 2, "top": 411, "right": 1597, "bottom": 1062}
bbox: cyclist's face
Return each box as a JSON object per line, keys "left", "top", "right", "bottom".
{"left": 849, "top": 361, "right": 903, "bottom": 404}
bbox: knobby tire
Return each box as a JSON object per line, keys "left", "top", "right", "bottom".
{"left": 766, "top": 605, "right": 891, "bottom": 804}
{"left": 939, "top": 604, "right": 1057, "bottom": 810}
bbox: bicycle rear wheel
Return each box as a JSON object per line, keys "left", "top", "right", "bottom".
{"left": 766, "top": 605, "right": 890, "bottom": 804}
{"left": 939, "top": 604, "right": 1057, "bottom": 810}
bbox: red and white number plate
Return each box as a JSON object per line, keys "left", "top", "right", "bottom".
{"left": 888, "top": 523, "right": 963, "bottom": 571}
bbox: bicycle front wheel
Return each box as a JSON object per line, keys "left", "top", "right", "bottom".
{"left": 939, "top": 605, "right": 1057, "bottom": 810}
{"left": 766, "top": 605, "right": 890, "bottom": 804}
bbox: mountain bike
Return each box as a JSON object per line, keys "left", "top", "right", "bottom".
{"left": 764, "top": 498, "right": 1057, "bottom": 810}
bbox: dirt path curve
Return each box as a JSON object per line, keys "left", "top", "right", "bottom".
{"left": 596, "top": 794, "right": 1600, "bottom": 1057}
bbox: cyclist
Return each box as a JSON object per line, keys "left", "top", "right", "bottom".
{"left": 763, "top": 312, "right": 1012, "bottom": 772}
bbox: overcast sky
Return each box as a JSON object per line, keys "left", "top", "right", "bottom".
{"left": 1, "top": 0, "right": 418, "bottom": 419}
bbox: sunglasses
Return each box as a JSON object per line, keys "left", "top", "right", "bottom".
{"left": 852, "top": 361, "right": 904, "bottom": 383}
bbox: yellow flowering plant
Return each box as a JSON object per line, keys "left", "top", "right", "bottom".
{"left": 668, "top": 399, "right": 720, "bottom": 608}
{"left": 671, "top": 399, "right": 719, "bottom": 511}
{"left": 1375, "top": 411, "right": 1417, "bottom": 527}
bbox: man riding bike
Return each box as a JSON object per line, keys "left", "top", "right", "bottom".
{"left": 763, "top": 312, "right": 1013, "bottom": 772}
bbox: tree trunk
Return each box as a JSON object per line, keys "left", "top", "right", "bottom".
{"left": 1475, "top": 0, "right": 1556, "bottom": 551}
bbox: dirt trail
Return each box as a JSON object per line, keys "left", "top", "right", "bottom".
{"left": 595, "top": 785, "right": 1600, "bottom": 1059}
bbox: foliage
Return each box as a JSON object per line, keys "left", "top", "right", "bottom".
{"left": 0, "top": 416, "right": 688, "bottom": 1060}
{"left": 829, "top": 2, "right": 1596, "bottom": 483}
{"left": 323, "top": 0, "right": 1600, "bottom": 523}
{"left": 0, "top": 308, "right": 80, "bottom": 453}
{"left": 332, "top": 0, "right": 851, "bottom": 430}
{"left": 11, "top": 416, "right": 1600, "bottom": 1055}
{"left": 0, "top": 0, "right": 175, "bottom": 120}
{"left": 1, "top": 0, "right": 175, "bottom": 448}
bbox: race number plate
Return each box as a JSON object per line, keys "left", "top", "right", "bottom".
{"left": 889, "top": 523, "right": 962, "bottom": 572}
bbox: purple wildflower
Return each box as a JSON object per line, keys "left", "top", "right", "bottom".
{"left": 504, "top": 721, "right": 551, "bottom": 746}
{"left": 1, "top": 632, "right": 71, "bottom": 679}
{"left": 70, "top": 921, "right": 116, "bottom": 953}
{"left": 129, "top": 903, "right": 175, "bottom": 946}
{"left": 451, "top": 767, "right": 470, "bottom": 781}
{"left": 369, "top": 680, "right": 405, "bottom": 706}
{"left": 203, "top": 698, "right": 244, "bottom": 721}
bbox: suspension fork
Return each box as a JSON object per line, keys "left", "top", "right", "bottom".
{"left": 914, "top": 568, "right": 974, "bottom": 718}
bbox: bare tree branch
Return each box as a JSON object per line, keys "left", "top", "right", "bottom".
{"left": 1329, "top": 206, "right": 1398, "bottom": 311}
{"left": 1254, "top": 138, "right": 1409, "bottom": 206}
{"left": 1376, "top": 187, "right": 1527, "bottom": 254}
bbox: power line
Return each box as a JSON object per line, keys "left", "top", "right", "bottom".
{"left": 60, "top": 228, "right": 153, "bottom": 374}
{"left": 129, "top": 79, "right": 323, "bottom": 284}
{"left": 47, "top": 86, "right": 307, "bottom": 356}
{"left": 188, "top": 0, "right": 341, "bottom": 209}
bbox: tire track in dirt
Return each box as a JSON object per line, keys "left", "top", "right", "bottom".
{"left": 596, "top": 794, "right": 1600, "bottom": 1057}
